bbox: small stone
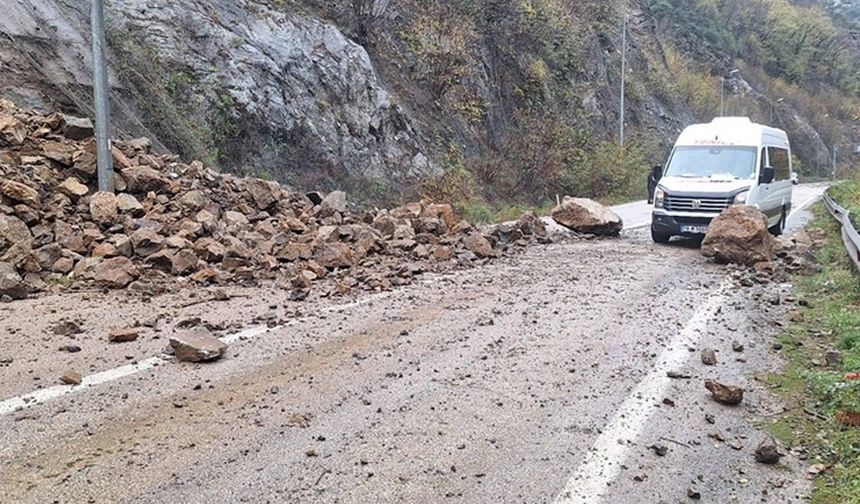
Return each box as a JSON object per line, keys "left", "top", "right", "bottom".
{"left": 60, "top": 370, "right": 82, "bottom": 385}
{"left": 687, "top": 487, "right": 701, "bottom": 500}
{"left": 108, "top": 327, "right": 140, "bottom": 343}
{"left": 649, "top": 444, "right": 668, "bottom": 457}
{"left": 704, "top": 379, "right": 744, "bottom": 405}
{"left": 732, "top": 341, "right": 744, "bottom": 352}
{"left": 825, "top": 350, "right": 844, "bottom": 368}
{"left": 701, "top": 349, "right": 718, "bottom": 366}
{"left": 58, "top": 345, "right": 82, "bottom": 353}
{"left": 754, "top": 436, "right": 782, "bottom": 464}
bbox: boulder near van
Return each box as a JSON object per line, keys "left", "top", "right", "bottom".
{"left": 650, "top": 117, "right": 794, "bottom": 243}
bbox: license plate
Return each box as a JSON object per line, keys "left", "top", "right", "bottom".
{"left": 681, "top": 225, "right": 709, "bottom": 235}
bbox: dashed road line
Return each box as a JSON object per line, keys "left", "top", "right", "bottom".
{"left": 0, "top": 289, "right": 400, "bottom": 417}
{"left": 553, "top": 282, "right": 729, "bottom": 504}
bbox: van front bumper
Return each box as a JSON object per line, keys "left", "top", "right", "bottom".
{"left": 651, "top": 211, "right": 720, "bottom": 236}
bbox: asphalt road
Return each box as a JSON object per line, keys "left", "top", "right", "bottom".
{"left": 547, "top": 182, "right": 828, "bottom": 234}
{"left": 0, "top": 185, "right": 829, "bottom": 504}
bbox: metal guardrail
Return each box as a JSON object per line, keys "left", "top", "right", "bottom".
{"left": 822, "top": 192, "right": 860, "bottom": 272}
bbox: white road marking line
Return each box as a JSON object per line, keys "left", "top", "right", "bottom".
{"left": 0, "top": 289, "right": 404, "bottom": 417}
{"left": 0, "top": 356, "right": 162, "bottom": 416}
{"left": 553, "top": 282, "right": 729, "bottom": 504}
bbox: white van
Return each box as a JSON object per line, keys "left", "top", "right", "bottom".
{"left": 650, "top": 117, "right": 793, "bottom": 243}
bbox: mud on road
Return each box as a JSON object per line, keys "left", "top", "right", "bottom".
{"left": 0, "top": 230, "right": 809, "bottom": 503}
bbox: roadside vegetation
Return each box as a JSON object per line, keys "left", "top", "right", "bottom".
{"left": 767, "top": 175, "right": 860, "bottom": 503}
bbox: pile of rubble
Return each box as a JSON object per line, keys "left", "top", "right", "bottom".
{"left": 0, "top": 100, "right": 550, "bottom": 301}
{"left": 700, "top": 205, "right": 824, "bottom": 285}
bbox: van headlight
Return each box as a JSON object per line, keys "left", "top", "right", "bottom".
{"left": 733, "top": 191, "right": 749, "bottom": 205}
{"left": 654, "top": 188, "right": 665, "bottom": 208}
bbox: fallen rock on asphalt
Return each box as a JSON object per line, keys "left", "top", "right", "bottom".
{"left": 551, "top": 197, "right": 623, "bottom": 235}
{"left": 60, "top": 369, "right": 82, "bottom": 385}
{"left": 701, "top": 205, "right": 774, "bottom": 266}
{"left": 704, "top": 379, "right": 745, "bottom": 405}
{"left": 169, "top": 328, "right": 227, "bottom": 362}
{"left": 701, "top": 349, "right": 718, "bottom": 366}
{"left": 108, "top": 327, "right": 140, "bottom": 343}
{"left": 754, "top": 435, "right": 782, "bottom": 464}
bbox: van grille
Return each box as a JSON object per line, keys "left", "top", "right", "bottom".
{"left": 664, "top": 195, "right": 732, "bottom": 213}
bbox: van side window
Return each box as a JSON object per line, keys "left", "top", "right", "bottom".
{"left": 768, "top": 147, "right": 791, "bottom": 180}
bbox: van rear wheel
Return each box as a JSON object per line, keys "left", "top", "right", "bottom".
{"left": 651, "top": 226, "right": 671, "bottom": 244}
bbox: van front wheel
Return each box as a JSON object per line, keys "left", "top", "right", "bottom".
{"left": 651, "top": 226, "right": 671, "bottom": 244}
{"left": 769, "top": 209, "right": 786, "bottom": 236}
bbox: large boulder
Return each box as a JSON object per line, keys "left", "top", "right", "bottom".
{"left": 702, "top": 206, "right": 774, "bottom": 266}
{"left": 551, "top": 197, "right": 623, "bottom": 235}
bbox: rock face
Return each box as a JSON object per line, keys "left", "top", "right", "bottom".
{"left": 0, "top": 1, "right": 432, "bottom": 196}
{"left": 551, "top": 197, "right": 623, "bottom": 235}
{"left": 170, "top": 328, "right": 227, "bottom": 362}
{"left": 702, "top": 206, "right": 774, "bottom": 266}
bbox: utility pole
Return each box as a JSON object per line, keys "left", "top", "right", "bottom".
{"left": 833, "top": 146, "right": 838, "bottom": 178}
{"left": 720, "top": 69, "right": 739, "bottom": 117}
{"left": 619, "top": 9, "right": 627, "bottom": 148}
{"left": 91, "top": 0, "right": 114, "bottom": 193}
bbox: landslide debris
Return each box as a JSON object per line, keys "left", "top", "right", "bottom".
{"left": 0, "top": 100, "right": 552, "bottom": 301}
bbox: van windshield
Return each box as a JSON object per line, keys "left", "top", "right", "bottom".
{"left": 665, "top": 146, "right": 757, "bottom": 180}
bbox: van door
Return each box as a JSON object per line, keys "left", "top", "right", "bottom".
{"left": 767, "top": 146, "right": 793, "bottom": 224}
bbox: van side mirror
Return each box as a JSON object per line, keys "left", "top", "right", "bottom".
{"left": 760, "top": 166, "right": 775, "bottom": 184}
{"left": 651, "top": 166, "right": 663, "bottom": 181}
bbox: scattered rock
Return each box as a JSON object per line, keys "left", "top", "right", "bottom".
{"left": 754, "top": 436, "right": 782, "bottom": 464}
{"left": 169, "top": 328, "right": 227, "bottom": 362}
{"left": 732, "top": 341, "right": 744, "bottom": 352}
{"left": 649, "top": 444, "right": 668, "bottom": 456}
{"left": 60, "top": 369, "right": 82, "bottom": 385}
{"left": 551, "top": 197, "right": 623, "bottom": 235}
{"left": 701, "top": 205, "right": 774, "bottom": 266}
{"left": 108, "top": 327, "right": 140, "bottom": 343}
{"left": 704, "top": 379, "right": 744, "bottom": 405}
{"left": 687, "top": 487, "right": 701, "bottom": 500}
{"left": 52, "top": 320, "right": 83, "bottom": 336}
{"left": 825, "top": 350, "right": 844, "bottom": 368}
{"left": 700, "top": 349, "right": 718, "bottom": 366}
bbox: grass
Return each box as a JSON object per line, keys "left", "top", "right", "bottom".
{"left": 767, "top": 175, "right": 860, "bottom": 503}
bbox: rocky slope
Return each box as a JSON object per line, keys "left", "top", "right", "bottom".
{"left": 1, "top": 1, "right": 857, "bottom": 205}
